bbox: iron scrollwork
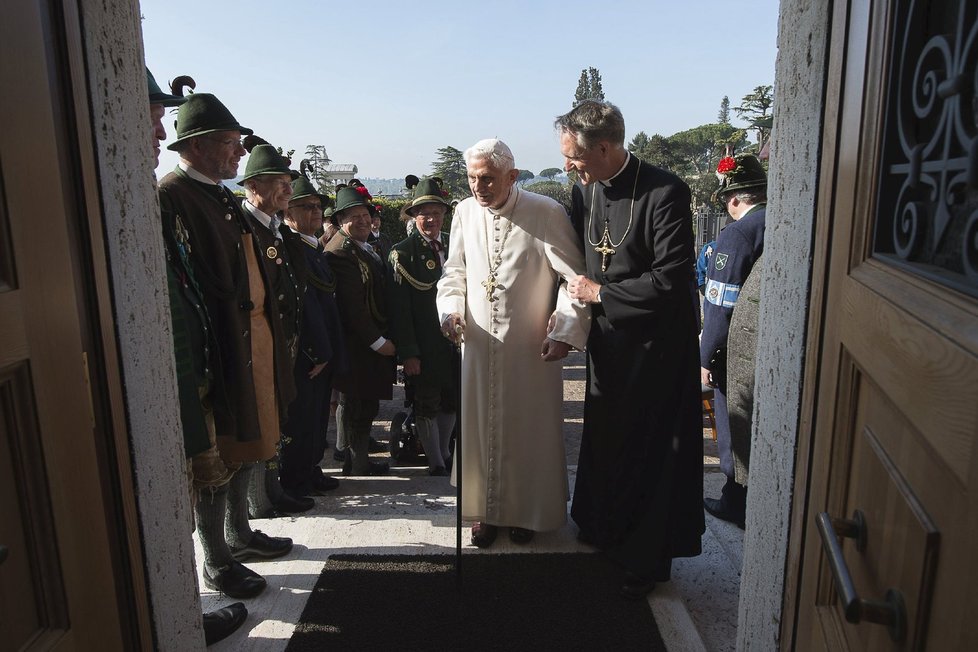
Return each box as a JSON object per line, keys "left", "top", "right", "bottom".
{"left": 875, "top": 0, "right": 978, "bottom": 295}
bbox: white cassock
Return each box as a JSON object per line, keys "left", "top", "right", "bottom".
{"left": 437, "top": 187, "right": 590, "bottom": 531}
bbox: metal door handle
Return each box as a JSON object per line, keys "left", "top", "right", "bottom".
{"left": 0, "top": 544, "right": 8, "bottom": 565}
{"left": 816, "top": 511, "right": 906, "bottom": 642}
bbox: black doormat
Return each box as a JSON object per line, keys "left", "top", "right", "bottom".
{"left": 287, "top": 553, "right": 665, "bottom": 651}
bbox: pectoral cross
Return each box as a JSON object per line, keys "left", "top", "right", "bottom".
{"left": 594, "top": 225, "right": 616, "bottom": 272}
{"left": 482, "top": 272, "right": 500, "bottom": 302}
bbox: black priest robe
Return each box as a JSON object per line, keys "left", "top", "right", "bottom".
{"left": 570, "top": 153, "right": 704, "bottom": 580}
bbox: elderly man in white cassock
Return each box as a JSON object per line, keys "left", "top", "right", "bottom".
{"left": 437, "top": 138, "right": 590, "bottom": 548}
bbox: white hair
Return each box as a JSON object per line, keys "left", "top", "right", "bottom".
{"left": 463, "top": 138, "right": 515, "bottom": 172}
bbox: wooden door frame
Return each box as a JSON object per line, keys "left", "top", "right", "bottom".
{"left": 780, "top": 0, "right": 862, "bottom": 646}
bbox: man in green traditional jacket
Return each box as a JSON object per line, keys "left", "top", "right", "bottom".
{"left": 388, "top": 178, "right": 457, "bottom": 475}
{"left": 148, "top": 68, "right": 248, "bottom": 645}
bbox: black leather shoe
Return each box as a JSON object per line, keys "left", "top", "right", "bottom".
{"left": 309, "top": 474, "right": 339, "bottom": 494}
{"left": 273, "top": 492, "right": 314, "bottom": 514}
{"left": 333, "top": 448, "right": 347, "bottom": 462}
{"left": 621, "top": 571, "right": 656, "bottom": 600}
{"left": 230, "top": 530, "right": 294, "bottom": 562}
{"left": 704, "top": 497, "right": 746, "bottom": 529}
{"left": 471, "top": 522, "right": 498, "bottom": 548}
{"left": 202, "top": 602, "right": 247, "bottom": 645}
{"left": 202, "top": 560, "right": 266, "bottom": 599}
{"left": 350, "top": 460, "right": 389, "bottom": 476}
{"left": 368, "top": 436, "right": 386, "bottom": 453}
{"left": 508, "top": 527, "right": 534, "bottom": 544}
{"left": 428, "top": 466, "right": 449, "bottom": 477}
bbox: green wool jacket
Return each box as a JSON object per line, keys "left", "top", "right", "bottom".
{"left": 388, "top": 230, "right": 455, "bottom": 389}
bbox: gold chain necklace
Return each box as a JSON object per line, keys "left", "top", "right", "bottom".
{"left": 482, "top": 189, "right": 520, "bottom": 302}
{"left": 586, "top": 160, "right": 640, "bottom": 272}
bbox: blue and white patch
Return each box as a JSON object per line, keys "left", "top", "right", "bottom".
{"left": 714, "top": 252, "right": 728, "bottom": 270}
{"left": 705, "top": 279, "right": 741, "bottom": 308}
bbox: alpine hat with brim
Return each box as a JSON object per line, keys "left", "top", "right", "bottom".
{"left": 147, "top": 68, "right": 187, "bottom": 107}
{"left": 238, "top": 144, "right": 297, "bottom": 185}
{"left": 399, "top": 177, "right": 452, "bottom": 221}
{"left": 289, "top": 175, "right": 331, "bottom": 208}
{"left": 166, "top": 93, "right": 253, "bottom": 151}
{"left": 333, "top": 185, "right": 375, "bottom": 221}
{"left": 713, "top": 153, "right": 767, "bottom": 202}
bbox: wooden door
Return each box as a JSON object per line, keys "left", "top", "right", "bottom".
{"left": 0, "top": 1, "right": 141, "bottom": 649}
{"left": 789, "top": 0, "right": 978, "bottom": 649}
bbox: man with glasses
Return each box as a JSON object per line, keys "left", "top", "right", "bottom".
{"left": 158, "top": 93, "right": 294, "bottom": 601}
{"left": 388, "top": 178, "right": 457, "bottom": 476}
{"left": 279, "top": 173, "right": 346, "bottom": 496}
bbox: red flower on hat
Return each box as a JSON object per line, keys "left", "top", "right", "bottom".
{"left": 717, "top": 157, "right": 737, "bottom": 175}
{"left": 355, "top": 186, "right": 372, "bottom": 201}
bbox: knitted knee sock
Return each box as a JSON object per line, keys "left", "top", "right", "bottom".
{"left": 195, "top": 484, "right": 234, "bottom": 572}
{"left": 436, "top": 411, "right": 457, "bottom": 462}
{"left": 246, "top": 460, "right": 273, "bottom": 518}
{"left": 415, "top": 416, "right": 443, "bottom": 470}
{"left": 226, "top": 464, "right": 255, "bottom": 549}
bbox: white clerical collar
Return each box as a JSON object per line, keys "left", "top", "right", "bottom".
{"left": 600, "top": 152, "right": 631, "bottom": 187}
{"left": 488, "top": 187, "right": 520, "bottom": 216}
{"left": 179, "top": 160, "right": 220, "bottom": 186}
{"left": 243, "top": 200, "right": 280, "bottom": 233}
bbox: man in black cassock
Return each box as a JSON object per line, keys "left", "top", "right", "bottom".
{"left": 556, "top": 99, "right": 704, "bottom": 599}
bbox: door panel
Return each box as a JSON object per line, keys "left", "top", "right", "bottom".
{"left": 792, "top": 0, "right": 978, "bottom": 650}
{"left": 0, "top": 1, "right": 134, "bottom": 649}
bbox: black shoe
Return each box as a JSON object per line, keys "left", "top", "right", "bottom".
{"left": 368, "top": 436, "right": 386, "bottom": 453}
{"left": 202, "top": 560, "right": 266, "bottom": 599}
{"left": 704, "top": 497, "right": 746, "bottom": 529}
{"left": 230, "top": 530, "right": 294, "bottom": 562}
{"left": 202, "top": 602, "right": 247, "bottom": 645}
{"left": 351, "top": 460, "right": 389, "bottom": 476}
{"left": 471, "top": 522, "right": 498, "bottom": 548}
{"left": 621, "top": 571, "right": 656, "bottom": 600}
{"left": 308, "top": 474, "right": 339, "bottom": 494}
{"left": 273, "top": 492, "right": 314, "bottom": 514}
{"left": 333, "top": 448, "right": 347, "bottom": 462}
{"left": 508, "top": 527, "right": 534, "bottom": 544}
{"left": 428, "top": 466, "right": 449, "bottom": 477}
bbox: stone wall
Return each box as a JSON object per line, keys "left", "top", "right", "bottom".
{"left": 737, "top": 1, "right": 831, "bottom": 649}
{"left": 79, "top": 1, "right": 201, "bottom": 648}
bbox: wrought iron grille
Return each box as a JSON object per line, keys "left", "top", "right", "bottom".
{"left": 873, "top": 0, "right": 978, "bottom": 297}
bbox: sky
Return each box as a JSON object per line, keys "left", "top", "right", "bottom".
{"left": 142, "top": 0, "right": 780, "bottom": 181}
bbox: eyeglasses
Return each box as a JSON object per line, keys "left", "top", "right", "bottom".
{"left": 291, "top": 203, "right": 323, "bottom": 212}
{"left": 205, "top": 136, "right": 244, "bottom": 148}
{"left": 415, "top": 207, "right": 447, "bottom": 217}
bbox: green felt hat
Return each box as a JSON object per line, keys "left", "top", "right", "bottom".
{"left": 166, "top": 93, "right": 252, "bottom": 151}
{"left": 399, "top": 176, "right": 452, "bottom": 221}
{"left": 147, "top": 68, "right": 188, "bottom": 107}
{"left": 713, "top": 153, "right": 767, "bottom": 202}
{"left": 290, "top": 174, "right": 331, "bottom": 208}
{"left": 238, "top": 144, "right": 295, "bottom": 184}
{"left": 333, "top": 185, "right": 374, "bottom": 218}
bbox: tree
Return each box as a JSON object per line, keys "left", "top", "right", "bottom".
{"left": 539, "top": 167, "right": 562, "bottom": 180}
{"left": 665, "top": 123, "right": 748, "bottom": 205}
{"left": 303, "top": 144, "right": 332, "bottom": 193}
{"left": 629, "top": 132, "right": 678, "bottom": 171}
{"left": 573, "top": 66, "right": 604, "bottom": 106}
{"left": 717, "top": 96, "right": 731, "bottom": 125}
{"left": 735, "top": 85, "right": 774, "bottom": 149}
{"left": 517, "top": 169, "right": 535, "bottom": 186}
{"left": 430, "top": 146, "right": 468, "bottom": 198}
{"left": 526, "top": 180, "right": 571, "bottom": 212}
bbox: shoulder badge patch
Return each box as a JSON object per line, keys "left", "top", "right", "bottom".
{"left": 714, "top": 253, "right": 728, "bottom": 270}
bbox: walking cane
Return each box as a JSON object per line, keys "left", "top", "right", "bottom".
{"left": 452, "top": 323, "right": 463, "bottom": 590}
